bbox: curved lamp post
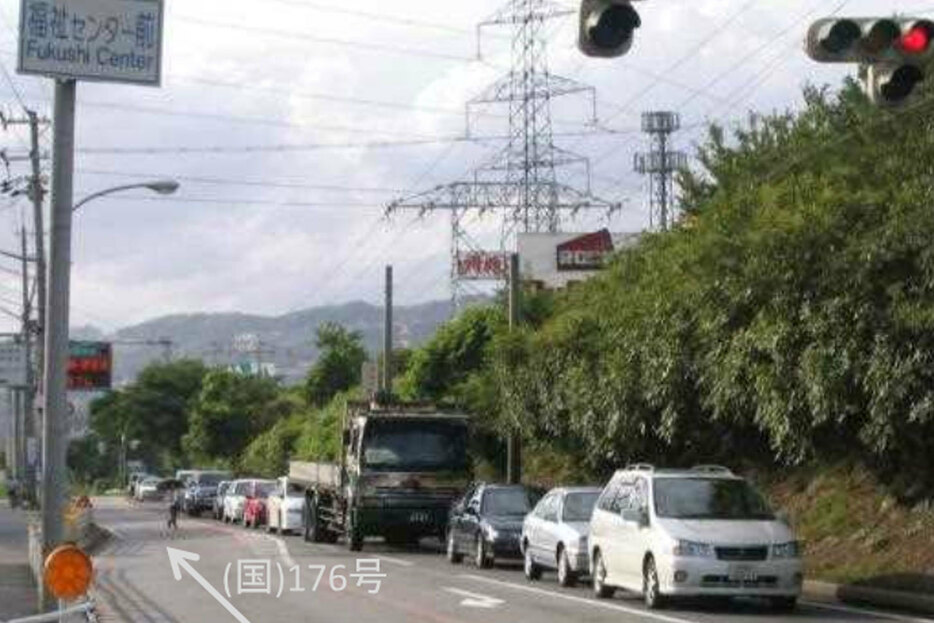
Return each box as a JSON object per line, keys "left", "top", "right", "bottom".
{"left": 40, "top": 178, "right": 180, "bottom": 569}
{"left": 73, "top": 179, "right": 180, "bottom": 212}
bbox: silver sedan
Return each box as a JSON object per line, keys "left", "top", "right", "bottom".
{"left": 521, "top": 486, "right": 602, "bottom": 586}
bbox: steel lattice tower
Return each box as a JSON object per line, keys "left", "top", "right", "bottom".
{"left": 388, "top": 0, "right": 620, "bottom": 309}
{"left": 634, "top": 111, "right": 687, "bottom": 231}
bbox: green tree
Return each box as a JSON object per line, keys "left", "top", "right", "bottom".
{"left": 304, "top": 322, "right": 367, "bottom": 407}
{"left": 184, "top": 369, "right": 285, "bottom": 463}
{"left": 89, "top": 359, "right": 208, "bottom": 472}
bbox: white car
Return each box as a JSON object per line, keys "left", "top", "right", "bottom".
{"left": 265, "top": 477, "right": 306, "bottom": 535}
{"left": 522, "top": 486, "right": 601, "bottom": 586}
{"left": 589, "top": 465, "right": 802, "bottom": 611}
{"left": 135, "top": 477, "right": 163, "bottom": 502}
{"left": 223, "top": 479, "right": 250, "bottom": 524}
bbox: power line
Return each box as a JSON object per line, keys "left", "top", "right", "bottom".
{"left": 263, "top": 0, "right": 479, "bottom": 36}
{"left": 76, "top": 168, "right": 404, "bottom": 194}
{"left": 589, "top": 0, "right": 852, "bottom": 192}
{"left": 89, "top": 195, "right": 382, "bottom": 209}
{"left": 73, "top": 126, "right": 641, "bottom": 156}
{"left": 171, "top": 75, "right": 598, "bottom": 129}
{"left": 175, "top": 14, "right": 477, "bottom": 62}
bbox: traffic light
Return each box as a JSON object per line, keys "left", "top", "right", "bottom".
{"left": 805, "top": 17, "right": 934, "bottom": 107}
{"left": 578, "top": 0, "right": 642, "bottom": 58}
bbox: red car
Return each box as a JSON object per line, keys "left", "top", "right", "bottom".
{"left": 243, "top": 480, "right": 277, "bottom": 529}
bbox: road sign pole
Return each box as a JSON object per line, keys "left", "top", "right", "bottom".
{"left": 40, "top": 78, "right": 76, "bottom": 608}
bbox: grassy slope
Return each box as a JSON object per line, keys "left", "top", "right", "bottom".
{"left": 765, "top": 464, "right": 934, "bottom": 593}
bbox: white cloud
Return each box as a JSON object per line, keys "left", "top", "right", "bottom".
{"left": 1, "top": 0, "right": 931, "bottom": 331}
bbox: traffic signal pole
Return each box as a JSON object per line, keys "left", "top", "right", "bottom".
{"left": 40, "top": 78, "right": 77, "bottom": 608}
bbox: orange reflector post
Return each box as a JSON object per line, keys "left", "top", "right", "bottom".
{"left": 44, "top": 544, "right": 93, "bottom": 601}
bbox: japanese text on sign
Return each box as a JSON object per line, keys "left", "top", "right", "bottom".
{"left": 224, "top": 559, "right": 387, "bottom": 598}
{"left": 18, "top": 0, "right": 163, "bottom": 85}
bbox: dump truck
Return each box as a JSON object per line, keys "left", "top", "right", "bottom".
{"left": 289, "top": 401, "right": 471, "bottom": 551}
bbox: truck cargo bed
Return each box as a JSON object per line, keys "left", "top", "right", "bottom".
{"left": 289, "top": 461, "right": 341, "bottom": 489}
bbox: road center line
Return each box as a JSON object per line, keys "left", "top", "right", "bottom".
{"left": 375, "top": 555, "right": 415, "bottom": 567}
{"left": 457, "top": 574, "right": 700, "bottom": 623}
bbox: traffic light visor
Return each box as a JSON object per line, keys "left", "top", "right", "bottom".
{"left": 880, "top": 64, "right": 924, "bottom": 101}
{"left": 820, "top": 19, "right": 860, "bottom": 54}
{"left": 587, "top": 3, "right": 641, "bottom": 49}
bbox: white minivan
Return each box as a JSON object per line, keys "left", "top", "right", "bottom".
{"left": 589, "top": 464, "right": 802, "bottom": 611}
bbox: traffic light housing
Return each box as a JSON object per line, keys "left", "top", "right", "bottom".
{"left": 805, "top": 17, "right": 934, "bottom": 107}
{"left": 579, "top": 0, "right": 642, "bottom": 58}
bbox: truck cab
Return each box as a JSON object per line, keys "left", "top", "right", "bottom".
{"left": 292, "top": 401, "right": 471, "bottom": 550}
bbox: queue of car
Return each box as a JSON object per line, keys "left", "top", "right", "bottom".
{"left": 147, "top": 463, "right": 801, "bottom": 612}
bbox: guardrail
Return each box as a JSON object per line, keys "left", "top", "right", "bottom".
{"left": 1, "top": 599, "right": 96, "bottom": 623}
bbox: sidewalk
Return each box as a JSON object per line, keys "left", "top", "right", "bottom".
{"left": 0, "top": 501, "right": 38, "bottom": 621}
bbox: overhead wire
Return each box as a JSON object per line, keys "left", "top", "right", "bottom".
{"left": 175, "top": 14, "right": 477, "bottom": 63}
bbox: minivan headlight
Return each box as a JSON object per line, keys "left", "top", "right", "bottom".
{"left": 673, "top": 540, "right": 715, "bottom": 558}
{"left": 771, "top": 541, "right": 802, "bottom": 559}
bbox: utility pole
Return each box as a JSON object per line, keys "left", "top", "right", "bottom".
{"left": 382, "top": 265, "right": 393, "bottom": 396}
{"left": 27, "top": 110, "right": 47, "bottom": 397}
{"left": 506, "top": 253, "right": 521, "bottom": 485}
{"left": 41, "top": 79, "right": 77, "bottom": 592}
{"left": 19, "top": 226, "right": 35, "bottom": 504}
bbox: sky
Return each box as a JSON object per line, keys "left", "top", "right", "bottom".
{"left": 0, "top": 0, "right": 931, "bottom": 332}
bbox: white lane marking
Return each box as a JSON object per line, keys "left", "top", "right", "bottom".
{"left": 458, "top": 574, "right": 704, "bottom": 623}
{"left": 166, "top": 547, "right": 252, "bottom": 623}
{"left": 375, "top": 555, "right": 415, "bottom": 568}
{"left": 802, "top": 600, "right": 934, "bottom": 623}
{"left": 443, "top": 587, "right": 505, "bottom": 609}
{"left": 264, "top": 534, "right": 298, "bottom": 569}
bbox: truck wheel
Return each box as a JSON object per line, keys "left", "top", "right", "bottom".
{"left": 305, "top": 498, "right": 323, "bottom": 543}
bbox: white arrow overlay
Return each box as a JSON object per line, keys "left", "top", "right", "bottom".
{"left": 166, "top": 547, "right": 252, "bottom": 623}
{"left": 443, "top": 587, "right": 505, "bottom": 609}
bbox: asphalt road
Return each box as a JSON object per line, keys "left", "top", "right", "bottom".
{"left": 89, "top": 499, "right": 933, "bottom": 623}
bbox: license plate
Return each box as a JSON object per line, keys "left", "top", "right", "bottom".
{"left": 728, "top": 565, "right": 758, "bottom": 582}
{"left": 409, "top": 511, "right": 430, "bottom": 523}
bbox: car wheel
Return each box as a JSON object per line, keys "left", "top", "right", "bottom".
{"left": 643, "top": 556, "right": 666, "bottom": 610}
{"left": 446, "top": 529, "right": 463, "bottom": 564}
{"left": 523, "top": 546, "right": 542, "bottom": 581}
{"left": 770, "top": 597, "right": 797, "bottom": 613}
{"left": 475, "top": 534, "right": 492, "bottom": 569}
{"left": 557, "top": 547, "right": 576, "bottom": 587}
{"left": 592, "top": 550, "right": 615, "bottom": 599}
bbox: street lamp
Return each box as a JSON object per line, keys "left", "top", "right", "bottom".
{"left": 72, "top": 179, "right": 180, "bottom": 212}
{"left": 39, "top": 178, "right": 180, "bottom": 572}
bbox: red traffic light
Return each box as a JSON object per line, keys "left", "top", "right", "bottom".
{"left": 900, "top": 25, "right": 931, "bottom": 54}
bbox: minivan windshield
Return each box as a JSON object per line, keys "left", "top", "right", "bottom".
{"left": 654, "top": 478, "right": 775, "bottom": 520}
{"left": 562, "top": 491, "right": 600, "bottom": 521}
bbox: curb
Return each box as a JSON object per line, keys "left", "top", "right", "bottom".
{"left": 805, "top": 580, "right": 934, "bottom": 616}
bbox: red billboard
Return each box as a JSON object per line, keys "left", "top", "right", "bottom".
{"left": 67, "top": 341, "right": 113, "bottom": 391}
{"left": 556, "top": 229, "right": 615, "bottom": 271}
{"left": 457, "top": 251, "right": 508, "bottom": 281}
